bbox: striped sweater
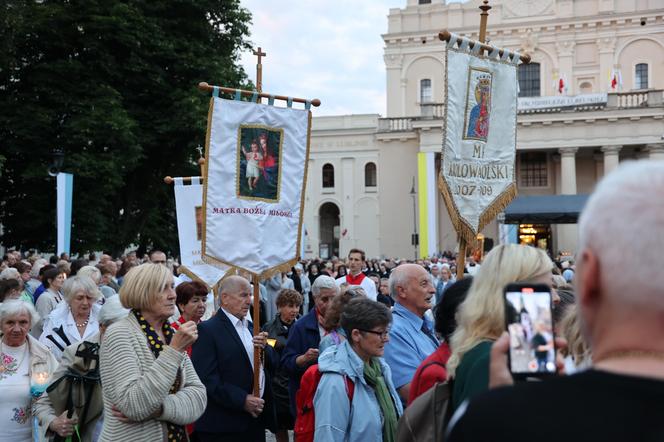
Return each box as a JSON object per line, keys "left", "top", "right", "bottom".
{"left": 99, "top": 314, "right": 207, "bottom": 441}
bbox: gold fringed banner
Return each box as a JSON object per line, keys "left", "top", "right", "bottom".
{"left": 201, "top": 93, "right": 312, "bottom": 279}
{"left": 439, "top": 32, "right": 521, "bottom": 245}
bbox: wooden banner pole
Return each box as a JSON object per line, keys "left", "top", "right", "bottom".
{"left": 457, "top": 238, "right": 467, "bottom": 281}
{"left": 252, "top": 274, "right": 261, "bottom": 397}
{"left": 478, "top": 0, "right": 491, "bottom": 44}
{"left": 253, "top": 47, "right": 266, "bottom": 93}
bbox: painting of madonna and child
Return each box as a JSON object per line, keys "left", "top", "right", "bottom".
{"left": 237, "top": 125, "right": 283, "bottom": 202}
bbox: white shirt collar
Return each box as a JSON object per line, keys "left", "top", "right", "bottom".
{"left": 221, "top": 307, "right": 247, "bottom": 327}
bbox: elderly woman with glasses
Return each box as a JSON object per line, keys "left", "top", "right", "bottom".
{"left": 98, "top": 263, "right": 206, "bottom": 442}
{"left": 314, "top": 298, "right": 402, "bottom": 442}
{"left": 0, "top": 300, "right": 58, "bottom": 442}
{"left": 39, "top": 275, "right": 102, "bottom": 361}
{"left": 34, "top": 296, "right": 129, "bottom": 441}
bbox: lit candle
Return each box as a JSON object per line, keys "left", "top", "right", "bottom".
{"left": 30, "top": 371, "right": 50, "bottom": 397}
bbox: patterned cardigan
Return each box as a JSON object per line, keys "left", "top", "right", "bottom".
{"left": 98, "top": 314, "right": 207, "bottom": 441}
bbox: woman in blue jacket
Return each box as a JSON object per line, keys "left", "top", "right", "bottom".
{"left": 314, "top": 298, "right": 402, "bottom": 442}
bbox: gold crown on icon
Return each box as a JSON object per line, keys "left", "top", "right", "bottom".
{"left": 477, "top": 74, "right": 491, "bottom": 87}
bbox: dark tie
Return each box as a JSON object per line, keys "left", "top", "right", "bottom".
{"left": 421, "top": 321, "right": 439, "bottom": 347}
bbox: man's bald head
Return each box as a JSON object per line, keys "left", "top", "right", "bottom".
{"left": 576, "top": 161, "right": 664, "bottom": 357}
{"left": 389, "top": 263, "right": 435, "bottom": 316}
{"left": 220, "top": 275, "right": 250, "bottom": 295}
{"left": 220, "top": 275, "right": 252, "bottom": 319}
{"left": 579, "top": 161, "right": 664, "bottom": 310}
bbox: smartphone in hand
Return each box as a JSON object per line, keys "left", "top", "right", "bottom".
{"left": 504, "top": 283, "right": 556, "bottom": 379}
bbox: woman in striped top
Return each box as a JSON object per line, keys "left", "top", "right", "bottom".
{"left": 99, "top": 263, "right": 206, "bottom": 441}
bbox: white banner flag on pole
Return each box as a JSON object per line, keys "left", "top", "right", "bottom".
{"left": 173, "top": 177, "right": 228, "bottom": 287}
{"left": 202, "top": 97, "right": 311, "bottom": 277}
{"left": 56, "top": 173, "right": 73, "bottom": 255}
{"left": 439, "top": 35, "right": 519, "bottom": 244}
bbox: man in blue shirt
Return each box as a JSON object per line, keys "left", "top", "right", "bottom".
{"left": 384, "top": 263, "right": 439, "bottom": 403}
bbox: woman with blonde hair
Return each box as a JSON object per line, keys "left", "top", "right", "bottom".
{"left": 447, "top": 244, "right": 556, "bottom": 410}
{"left": 98, "top": 263, "right": 206, "bottom": 441}
{"left": 559, "top": 304, "right": 591, "bottom": 373}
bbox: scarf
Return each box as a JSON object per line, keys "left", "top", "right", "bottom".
{"left": 132, "top": 310, "right": 188, "bottom": 442}
{"left": 346, "top": 272, "right": 365, "bottom": 286}
{"left": 363, "top": 358, "right": 398, "bottom": 442}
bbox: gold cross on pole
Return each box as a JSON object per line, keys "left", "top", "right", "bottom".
{"left": 253, "top": 47, "right": 267, "bottom": 93}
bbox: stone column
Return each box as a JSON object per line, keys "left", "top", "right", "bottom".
{"left": 593, "top": 152, "right": 604, "bottom": 181}
{"left": 601, "top": 145, "right": 622, "bottom": 174}
{"left": 559, "top": 147, "right": 578, "bottom": 194}
{"left": 400, "top": 78, "right": 408, "bottom": 117}
{"left": 551, "top": 153, "right": 561, "bottom": 194}
{"left": 646, "top": 144, "right": 664, "bottom": 161}
{"left": 384, "top": 53, "right": 403, "bottom": 117}
{"left": 558, "top": 148, "right": 578, "bottom": 254}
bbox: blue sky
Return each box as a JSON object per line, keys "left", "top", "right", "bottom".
{"left": 238, "top": 1, "right": 469, "bottom": 116}
{"left": 239, "top": 0, "right": 411, "bottom": 116}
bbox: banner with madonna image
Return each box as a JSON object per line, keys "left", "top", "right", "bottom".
{"left": 173, "top": 177, "right": 229, "bottom": 288}
{"left": 439, "top": 33, "right": 520, "bottom": 244}
{"left": 202, "top": 96, "right": 311, "bottom": 277}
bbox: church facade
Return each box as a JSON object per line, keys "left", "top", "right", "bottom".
{"left": 302, "top": 0, "right": 664, "bottom": 260}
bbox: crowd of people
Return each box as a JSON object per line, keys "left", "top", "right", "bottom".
{"left": 0, "top": 160, "right": 662, "bottom": 441}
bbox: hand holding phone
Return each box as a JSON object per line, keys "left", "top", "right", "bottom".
{"left": 504, "top": 283, "right": 557, "bottom": 378}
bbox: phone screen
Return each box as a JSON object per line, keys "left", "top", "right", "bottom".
{"left": 505, "top": 286, "right": 556, "bottom": 376}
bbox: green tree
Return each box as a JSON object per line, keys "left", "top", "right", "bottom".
{"left": 0, "top": 0, "right": 253, "bottom": 256}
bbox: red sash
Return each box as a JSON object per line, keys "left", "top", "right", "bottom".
{"left": 346, "top": 272, "right": 365, "bottom": 286}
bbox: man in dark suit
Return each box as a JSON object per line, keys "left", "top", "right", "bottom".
{"left": 191, "top": 275, "right": 276, "bottom": 442}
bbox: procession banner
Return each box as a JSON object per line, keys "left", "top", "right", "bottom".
{"left": 439, "top": 34, "right": 519, "bottom": 244}
{"left": 173, "top": 177, "right": 228, "bottom": 287}
{"left": 202, "top": 96, "right": 311, "bottom": 277}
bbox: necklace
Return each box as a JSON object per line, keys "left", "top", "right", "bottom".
{"left": 0, "top": 340, "right": 28, "bottom": 376}
{"left": 75, "top": 317, "right": 90, "bottom": 327}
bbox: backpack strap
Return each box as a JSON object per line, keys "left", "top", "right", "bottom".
{"left": 420, "top": 360, "right": 446, "bottom": 371}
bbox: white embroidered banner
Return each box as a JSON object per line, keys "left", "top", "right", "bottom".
{"left": 174, "top": 177, "right": 228, "bottom": 287}
{"left": 202, "top": 98, "right": 310, "bottom": 276}
{"left": 440, "top": 37, "right": 519, "bottom": 243}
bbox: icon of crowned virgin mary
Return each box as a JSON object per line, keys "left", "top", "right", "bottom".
{"left": 464, "top": 71, "right": 492, "bottom": 142}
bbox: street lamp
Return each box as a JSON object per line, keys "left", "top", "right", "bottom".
{"left": 410, "top": 177, "right": 418, "bottom": 260}
{"left": 47, "top": 147, "right": 64, "bottom": 177}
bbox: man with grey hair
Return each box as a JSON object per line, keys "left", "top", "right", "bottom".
{"left": 448, "top": 161, "right": 664, "bottom": 441}
{"left": 281, "top": 275, "right": 338, "bottom": 416}
{"left": 191, "top": 275, "right": 276, "bottom": 441}
{"left": 383, "top": 263, "right": 438, "bottom": 404}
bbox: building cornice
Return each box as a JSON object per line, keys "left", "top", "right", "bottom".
{"left": 383, "top": 11, "right": 664, "bottom": 46}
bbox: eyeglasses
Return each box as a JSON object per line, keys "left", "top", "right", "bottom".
{"left": 358, "top": 329, "right": 390, "bottom": 340}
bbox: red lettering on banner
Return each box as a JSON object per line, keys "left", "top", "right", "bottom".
{"left": 211, "top": 207, "right": 290, "bottom": 217}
